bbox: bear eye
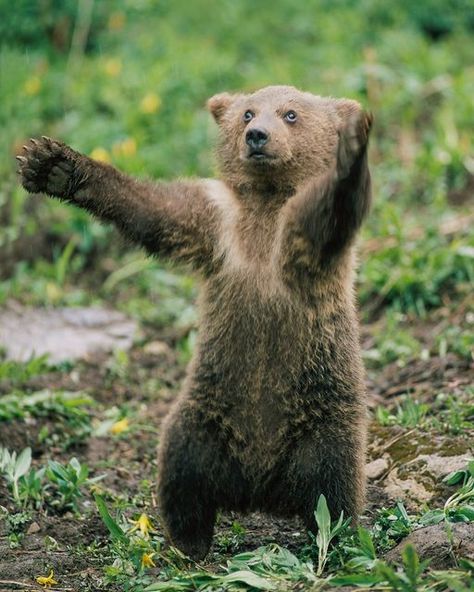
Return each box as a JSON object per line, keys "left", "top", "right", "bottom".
{"left": 284, "top": 110, "right": 297, "bottom": 123}
{"left": 243, "top": 110, "right": 254, "bottom": 123}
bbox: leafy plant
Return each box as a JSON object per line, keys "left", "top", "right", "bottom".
{"left": 363, "top": 312, "right": 421, "bottom": 368}
{"left": 46, "top": 457, "right": 104, "bottom": 511}
{"left": 443, "top": 460, "right": 474, "bottom": 521}
{"left": 312, "top": 494, "right": 348, "bottom": 576}
{"left": 376, "top": 397, "right": 430, "bottom": 428}
{"left": 0, "top": 390, "right": 94, "bottom": 448}
{"left": 146, "top": 545, "right": 320, "bottom": 592}
{"left": 215, "top": 520, "right": 247, "bottom": 554}
{"left": 376, "top": 544, "right": 430, "bottom": 591}
{"left": 0, "top": 355, "right": 51, "bottom": 386}
{"left": 0, "top": 446, "right": 32, "bottom": 504}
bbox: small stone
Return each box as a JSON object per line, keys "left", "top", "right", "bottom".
{"left": 27, "top": 521, "right": 40, "bottom": 534}
{"left": 143, "top": 340, "right": 173, "bottom": 356}
{"left": 366, "top": 458, "right": 389, "bottom": 480}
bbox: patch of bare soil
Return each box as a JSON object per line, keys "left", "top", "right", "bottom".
{"left": 0, "top": 514, "right": 109, "bottom": 591}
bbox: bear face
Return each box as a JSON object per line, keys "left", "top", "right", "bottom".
{"left": 208, "top": 85, "right": 361, "bottom": 192}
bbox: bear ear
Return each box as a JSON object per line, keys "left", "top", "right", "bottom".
{"left": 207, "top": 92, "right": 235, "bottom": 124}
{"left": 334, "top": 98, "right": 363, "bottom": 121}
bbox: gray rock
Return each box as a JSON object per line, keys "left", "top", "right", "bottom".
{"left": 0, "top": 303, "right": 138, "bottom": 363}
{"left": 384, "top": 523, "right": 474, "bottom": 569}
{"left": 366, "top": 458, "right": 389, "bottom": 480}
{"left": 415, "top": 453, "right": 473, "bottom": 480}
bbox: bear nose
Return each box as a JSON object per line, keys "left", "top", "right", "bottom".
{"left": 246, "top": 128, "right": 269, "bottom": 150}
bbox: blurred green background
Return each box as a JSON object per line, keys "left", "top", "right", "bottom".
{"left": 0, "top": 0, "right": 473, "bottom": 328}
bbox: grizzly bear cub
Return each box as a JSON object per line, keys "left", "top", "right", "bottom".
{"left": 17, "top": 85, "right": 372, "bottom": 560}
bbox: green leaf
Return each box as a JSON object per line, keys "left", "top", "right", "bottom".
{"left": 70, "top": 457, "right": 81, "bottom": 474}
{"left": 376, "top": 562, "right": 404, "bottom": 590}
{"left": 48, "top": 460, "right": 70, "bottom": 481}
{"left": 419, "top": 509, "right": 445, "bottom": 525}
{"left": 13, "top": 447, "right": 31, "bottom": 480}
{"left": 94, "top": 494, "right": 128, "bottom": 543}
{"left": 221, "top": 570, "right": 276, "bottom": 590}
{"left": 402, "top": 543, "right": 422, "bottom": 585}
{"left": 145, "top": 580, "right": 194, "bottom": 591}
{"left": 444, "top": 469, "right": 467, "bottom": 485}
{"left": 458, "top": 557, "right": 474, "bottom": 570}
{"left": 315, "top": 494, "right": 331, "bottom": 541}
{"left": 328, "top": 573, "right": 383, "bottom": 587}
{"left": 468, "top": 460, "right": 474, "bottom": 478}
{"left": 145, "top": 573, "right": 217, "bottom": 591}
{"left": 357, "top": 527, "right": 376, "bottom": 559}
{"left": 452, "top": 506, "right": 474, "bottom": 521}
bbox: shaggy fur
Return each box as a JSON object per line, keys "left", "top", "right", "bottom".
{"left": 17, "top": 85, "right": 373, "bottom": 560}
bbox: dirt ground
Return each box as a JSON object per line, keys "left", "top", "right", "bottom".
{"left": 0, "top": 306, "right": 473, "bottom": 591}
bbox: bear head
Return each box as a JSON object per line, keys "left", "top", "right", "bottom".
{"left": 207, "top": 85, "right": 362, "bottom": 193}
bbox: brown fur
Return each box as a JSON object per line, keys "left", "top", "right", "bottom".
{"left": 17, "top": 85, "right": 372, "bottom": 560}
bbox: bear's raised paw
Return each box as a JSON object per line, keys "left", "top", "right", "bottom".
{"left": 337, "top": 110, "right": 373, "bottom": 180}
{"left": 17, "top": 137, "right": 79, "bottom": 198}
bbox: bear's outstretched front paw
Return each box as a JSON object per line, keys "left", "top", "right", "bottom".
{"left": 16, "top": 137, "right": 82, "bottom": 199}
{"left": 337, "top": 110, "right": 373, "bottom": 180}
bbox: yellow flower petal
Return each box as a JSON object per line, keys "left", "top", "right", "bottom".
{"left": 104, "top": 58, "right": 122, "bottom": 78}
{"left": 36, "top": 569, "right": 58, "bottom": 588}
{"left": 141, "top": 552, "right": 156, "bottom": 568}
{"left": 108, "top": 11, "right": 126, "bottom": 32}
{"left": 129, "top": 513, "right": 155, "bottom": 538}
{"left": 112, "top": 137, "right": 137, "bottom": 158}
{"left": 46, "top": 282, "right": 62, "bottom": 303}
{"left": 24, "top": 76, "right": 41, "bottom": 96}
{"left": 89, "top": 147, "right": 111, "bottom": 163}
{"left": 140, "top": 93, "right": 162, "bottom": 115}
{"left": 110, "top": 417, "right": 129, "bottom": 435}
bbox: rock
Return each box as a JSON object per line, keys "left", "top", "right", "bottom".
{"left": 366, "top": 458, "right": 389, "bottom": 480}
{"left": 0, "top": 304, "right": 138, "bottom": 363}
{"left": 143, "top": 340, "right": 173, "bottom": 357}
{"left": 384, "top": 523, "right": 474, "bottom": 569}
{"left": 383, "top": 470, "right": 433, "bottom": 505}
{"left": 27, "top": 521, "right": 40, "bottom": 534}
{"left": 381, "top": 452, "right": 474, "bottom": 508}
{"left": 414, "top": 454, "right": 473, "bottom": 480}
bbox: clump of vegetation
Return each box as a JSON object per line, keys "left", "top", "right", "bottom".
{"left": 0, "top": 446, "right": 103, "bottom": 512}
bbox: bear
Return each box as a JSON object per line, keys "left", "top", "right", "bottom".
{"left": 17, "top": 85, "right": 372, "bottom": 560}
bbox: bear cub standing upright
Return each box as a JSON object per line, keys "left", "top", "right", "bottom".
{"left": 17, "top": 85, "right": 372, "bottom": 560}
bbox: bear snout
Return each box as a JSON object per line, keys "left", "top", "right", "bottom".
{"left": 246, "top": 127, "right": 270, "bottom": 152}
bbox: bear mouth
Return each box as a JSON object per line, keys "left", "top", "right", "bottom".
{"left": 247, "top": 150, "right": 275, "bottom": 162}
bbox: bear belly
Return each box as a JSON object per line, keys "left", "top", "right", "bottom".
{"left": 188, "top": 286, "right": 321, "bottom": 475}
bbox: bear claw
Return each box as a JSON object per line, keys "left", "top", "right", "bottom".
{"left": 17, "top": 136, "right": 75, "bottom": 197}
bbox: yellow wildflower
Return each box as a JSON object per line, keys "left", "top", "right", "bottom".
{"left": 104, "top": 58, "right": 122, "bottom": 77}
{"left": 36, "top": 569, "right": 57, "bottom": 588}
{"left": 46, "top": 282, "right": 62, "bottom": 304}
{"left": 112, "top": 137, "right": 137, "bottom": 158}
{"left": 129, "top": 513, "right": 156, "bottom": 538}
{"left": 141, "top": 552, "right": 156, "bottom": 568}
{"left": 108, "top": 11, "right": 126, "bottom": 31}
{"left": 24, "top": 76, "right": 41, "bottom": 96}
{"left": 89, "top": 147, "right": 111, "bottom": 163}
{"left": 110, "top": 417, "right": 129, "bottom": 435}
{"left": 140, "top": 92, "right": 162, "bottom": 115}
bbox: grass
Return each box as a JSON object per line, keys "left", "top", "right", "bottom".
{"left": 0, "top": 1, "right": 473, "bottom": 590}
